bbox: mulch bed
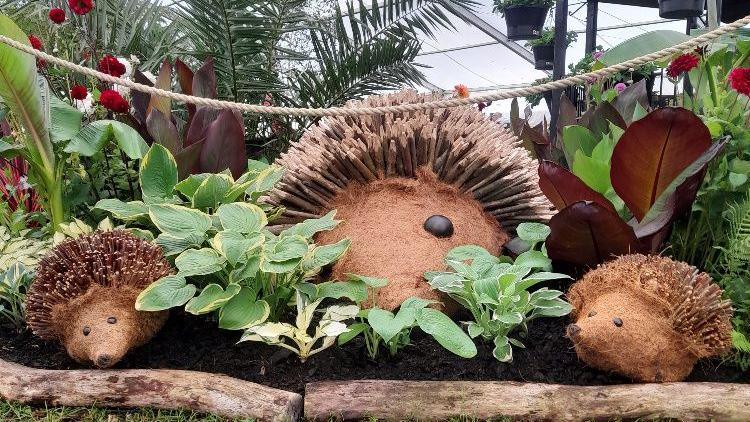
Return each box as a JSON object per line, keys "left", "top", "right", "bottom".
{"left": 1, "top": 311, "right": 747, "bottom": 394}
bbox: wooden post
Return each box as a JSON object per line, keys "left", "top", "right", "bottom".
{"left": 585, "top": 0, "right": 598, "bottom": 54}
{"left": 549, "top": 0, "right": 569, "bottom": 145}
{"left": 0, "top": 359, "right": 302, "bottom": 422}
{"left": 305, "top": 380, "right": 750, "bottom": 421}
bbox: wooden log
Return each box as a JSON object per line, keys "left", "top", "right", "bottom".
{"left": 0, "top": 358, "right": 302, "bottom": 422}
{"left": 304, "top": 380, "right": 750, "bottom": 422}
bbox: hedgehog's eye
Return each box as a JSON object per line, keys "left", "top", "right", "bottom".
{"left": 83, "top": 326, "right": 91, "bottom": 336}
{"left": 588, "top": 310, "right": 597, "bottom": 317}
{"left": 423, "top": 215, "right": 454, "bottom": 238}
{"left": 107, "top": 317, "right": 117, "bottom": 324}
{"left": 613, "top": 317, "right": 623, "bottom": 327}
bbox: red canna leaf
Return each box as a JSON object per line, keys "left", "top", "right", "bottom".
{"left": 538, "top": 161, "right": 617, "bottom": 213}
{"left": 175, "top": 59, "right": 196, "bottom": 127}
{"left": 547, "top": 201, "right": 642, "bottom": 268}
{"left": 146, "top": 109, "right": 180, "bottom": 155}
{"left": 611, "top": 107, "right": 711, "bottom": 221}
{"left": 146, "top": 60, "right": 172, "bottom": 117}
{"left": 199, "top": 110, "right": 247, "bottom": 178}
{"left": 192, "top": 58, "right": 217, "bottom": 99}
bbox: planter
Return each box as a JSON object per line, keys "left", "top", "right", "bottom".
{"left": 658, "top": 0, "right": 705, "bottom": 19}
{"left": 504, "top": 6, "right": 549, "bottom": 41}
{"left": 721, "top": 0, "right": 750, "bottom": 24}
{"left": 532, "top": 44, "right": 554, "bottom": 70}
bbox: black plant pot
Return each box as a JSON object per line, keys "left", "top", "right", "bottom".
{"left": 504, "top": 6, "right": 549, "bottom": 41}
{"left": 721, "top": 0, "right": 750, "bottom": 24}
{"left": 658, "top": 0, "right": 705, "bottom": 19}
{"left": 532, "top": 44, "right": 554, "bottom": 70}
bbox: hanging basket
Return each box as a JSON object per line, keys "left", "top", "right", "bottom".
{"left": 658, "top": 0, "right": 705, "bottom": 19}
{"left": 504, "top": 6, "right": 549, "bottom": 41}
{"left": 532, "top": 44, "right": 554, "bottom": 70}
{"left": 721, "top": 0, "right": 750, "bottom": 24}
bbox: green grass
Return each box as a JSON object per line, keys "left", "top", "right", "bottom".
{"left": 0, "top": 400, "right": 249, "bottom": 422}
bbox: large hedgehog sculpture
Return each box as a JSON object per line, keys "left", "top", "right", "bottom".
{"left": 266, "top": 90, "right": 553, "bottom": 311}
{"left": 566, "top": 254, "right": 733, "bottom": 382}
{"left": 26, "top": 230, "right": 172, "bottom": 368}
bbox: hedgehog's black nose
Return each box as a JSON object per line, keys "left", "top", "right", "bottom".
{"left": 95, "top": 355, "right": 114, "bottom": 368}
{"left": 424, "top": 215, "right": 454, "bottom": 238}
{"left": 567, "top": 324, "right": 581, "bottom": 338}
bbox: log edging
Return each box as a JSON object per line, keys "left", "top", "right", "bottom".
{"left": 304, "top": 380, "right": 750, "bottom": 421}
{"left": 0, "top": 358, "right": 302, "bottom": 422}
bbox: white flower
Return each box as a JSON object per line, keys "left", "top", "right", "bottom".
{"left": 75, "top": 92, "right": 95, "bottom": 115}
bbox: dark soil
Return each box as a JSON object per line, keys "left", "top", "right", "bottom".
{"left": 1, "top": 311, "right": 747, "bottom": 394}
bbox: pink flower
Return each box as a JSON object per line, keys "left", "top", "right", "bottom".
{"left": 615, "top": 82, "right": 627, "bottom": 93}
{"left": 592, "top": 51, "right": 604, "bottom": 61}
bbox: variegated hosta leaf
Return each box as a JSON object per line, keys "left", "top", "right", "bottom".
{"left": 175, "top": 248, "right": 226, "bottom": 277}
{"left": 218, "top": 287, "right": 270, "bottom": 330}
{"left": 321, "top": 304, "right": 360, "bottom": 323}
{"left": 239, "top": 322, "right": 295, "bottom": 344}
{"left": 319, "top": 320, "right": 349, "bottom": 337}
{"left": 149, "top": 204, "right": 213, "bottom": 237}
{"left": 210, "top": 230, "right": 263, "bottom": 266}
{"left": 0, "top": 227, "right": 50, "bottom": 272}
{"left": 216, "top": 202, "right": 267, "bottom": 233}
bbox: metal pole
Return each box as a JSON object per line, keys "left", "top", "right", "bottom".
{"left": 585, "top": 0, "right": 598, "bottom": 54}
{"left": 549, "top": 0, "right": 569, "bottom": 144}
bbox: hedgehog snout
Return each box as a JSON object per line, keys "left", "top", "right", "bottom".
{"left": 94, "top": 354, "right": 115, "bottom": 369}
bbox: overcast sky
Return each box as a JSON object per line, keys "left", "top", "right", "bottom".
{"left": 409, "top": 1, "right": 690, "bottom": 116}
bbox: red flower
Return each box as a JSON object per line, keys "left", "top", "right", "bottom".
{"left": 666, "top": 53, "right": 699, "bottom": 79}
{"left": 729, "top": 68, "right": 750, "bottom": 96}
{"left": 68, "top": 0, "right": 94, "bottom": 15}
{"left": 49, "top": 8, "right": 66, "bottom": 24}
{"left": 97, "top": 55, "right": 126, "bottom": 77}
{"left": 70, "top": 85, "right": 88, "bottom": 100}
{"left": 28, "top": 35, "right": 43, "bottom": 50}
{"left": 99, "top": 90, "right": 129, "bottom": 113}
{"left": 454, "top": 84, "right": 470, "bottom": 99}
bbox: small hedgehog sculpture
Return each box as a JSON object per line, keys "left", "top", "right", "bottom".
{"left": 266, "top": 90, "right": 553, "bottom": 311}
{"left": 566, "top": 254, "right": 733, "bottom": 382}
{"left": 26, "top": 230, "right": 172, "bottom": 368}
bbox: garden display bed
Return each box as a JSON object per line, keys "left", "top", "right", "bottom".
{"left": 2, "top": 312, "right": 748, "bottom": 420}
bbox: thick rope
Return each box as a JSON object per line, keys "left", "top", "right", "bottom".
{"left": 1, "top": 14, "right": 749, "bottom": 116}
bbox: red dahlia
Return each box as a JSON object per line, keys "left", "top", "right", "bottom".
{"left": 97, "top": 55, "right": 126, "bottom": 77}
{"left": 49, "top": 8, "right": 66, "bottom": 24}
{"left": 70, "top": 85, "right": 88, "bottom": 100}
{"left": 666, "top": 53, "right": 699, "bottom": 79}
{"left": 28, "top": 35, "right": 43, "bottom": 50}
{"left": 729, "top": 68, "right": 750, "bottom": 97}
{"left": 99, "top": 90, "right": 129, "bottom": 113}
{"left": 68, "top": 0, "right": 94, "bottom": 15}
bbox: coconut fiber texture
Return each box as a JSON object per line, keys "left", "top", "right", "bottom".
{"left": 266, "top": 90, "right": 552, "bottom": 311}
{"left": 25, "top": 230, "right": 172, "bottom": 368}
{"left": 566, "top": 254, "right": 733, "bottom": 382}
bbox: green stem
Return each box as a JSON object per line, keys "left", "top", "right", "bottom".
{"left": 705, "top": 61, "right": 719, "bottom": 107}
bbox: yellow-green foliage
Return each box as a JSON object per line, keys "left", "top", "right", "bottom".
{"left": 0, "top": 227, "right": 49, "bottom": 273}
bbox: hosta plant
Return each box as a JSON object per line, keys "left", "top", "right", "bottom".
{"left": 339, "top": 293, "right": 477, "bottom": 360}
{"left": 0, "top": 262, "right": 33, "bottom": 330}
{"left": 0, "top": 226, "right": 49, "bottom": 273}
{"left": 239, "top": 283, "right": 361, "bottom": 362}
{"left": 426, "top": 223, "right": 571, "bottom": 362}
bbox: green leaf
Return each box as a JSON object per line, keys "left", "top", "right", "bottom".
{"left": 175, "top": 174, "right": 211, "bottom": 199}
{"left": 515, "top": 223, "right": 551, "bottom": 246}
{"left": 154, "top": 232, "right": 206, "bottom": 256}
{"left": 317, "top": 279, "right": 368, "bottom": 302}
{"left": 219, "top": 287, "right": 270, "bottom": 330}
{"left": 367, "top": 308, "right": 411, "bottom": 344}
{"left": 216, "top": 202, "right": 268, "bottom": 233}
{"left": 50, "top": 96, "right": 82, "bottom": 143}
{"left": 600, "top": 30, "right": 692, "bottom": 66}
{"left": 244, "top": 165, "right": 285, "bottom": 196}
{"left": 175, "top": 248, "right": 226, "bottom": 276}
{"left": 514, "top": 250, "right": 552, "bottom": 271}
{"left": 346, "top": 273, "right": 388, "bottom": 288}
{"left": 302, "top": 239, "right": 351, "bottom": 271}
{"left": 149, "top": 204, "right": 212, "bottom": 237}
{"left": 185, "top": 283, "right": 241, "bottom": 315}
{"left": 192, "top": 174, "right": 233, "bottom": 210}
{"left": 136, "top": 275, "right": 197, "bottom": 311}
{"left": 0, "top": 14, "right": 55, "bottom": 182}
{"left": 492, "top": 335, "right": 512, "bottom": 362}
{"left": 94, "top": 199, "right": 149, "bottom": 220}
{"left": 417, "top": 308, "right": 477, "bottom": 358}
{"left": 259, "top": 257, "right": 301, "bottom": 273}
{"left": 562, "top": 125, "right": 598, "bottom": 167}
{"left": 281, "top": 210, "right": 339, "bottom": 239}
{"left": 445, "top": 245, "right": 493, "bottom": 262}
{"left": 211, "top": 230, "right": 263, "bottom": 265}
{"left": 264, "top": 235, "right": 309, "bottom": 262}
{"left": 572, "top": 150, "right": 611, "bottom": 194}
{"left": 337, "top": 322, "right": 368, "bottom": 345}
{"left": 140, "top": 144, "right": 178, "bottom": 203}
{"left": 65, "top": 120, "right": 148, "bottom": 159}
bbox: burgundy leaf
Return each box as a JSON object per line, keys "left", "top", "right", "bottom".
{"left": 199, "top": 109, "right": 247, "bottom": 178}
{"left": 175, "top": 58, "right": 196, "bottom": 126}
{"left": 131, "top": 70, "right": 154, "bottom": 125}
{"left": 538, "top": 161, "right": 616, "bottom": 213}
{"left": 582, "top": 102, "right": 627, "bottom": 138}
{"left": 146, "top": 109, "right": 180, "bottom": 155}
{"left": 192, "top": 58, "right": 217, "bottom": 99}
{"left": 175, "top": 140, "right": 204, "bottom": 180}
{"left": 556, "top": 94, "right": 578, "bottom": 147}
{"left": 185, "top": 107, "right": 220, "bottom": 147}
{"left": 611, "top": 107, "right": 711, "bottom": 221}
{"left": 146, "top": 60, "right": 172, "bottom": 117}
{"left": 611, "top": 79, "right": 649, "bottom": 124}
{"left": 547, "top": 201, "right": 641, "bottom": 268}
